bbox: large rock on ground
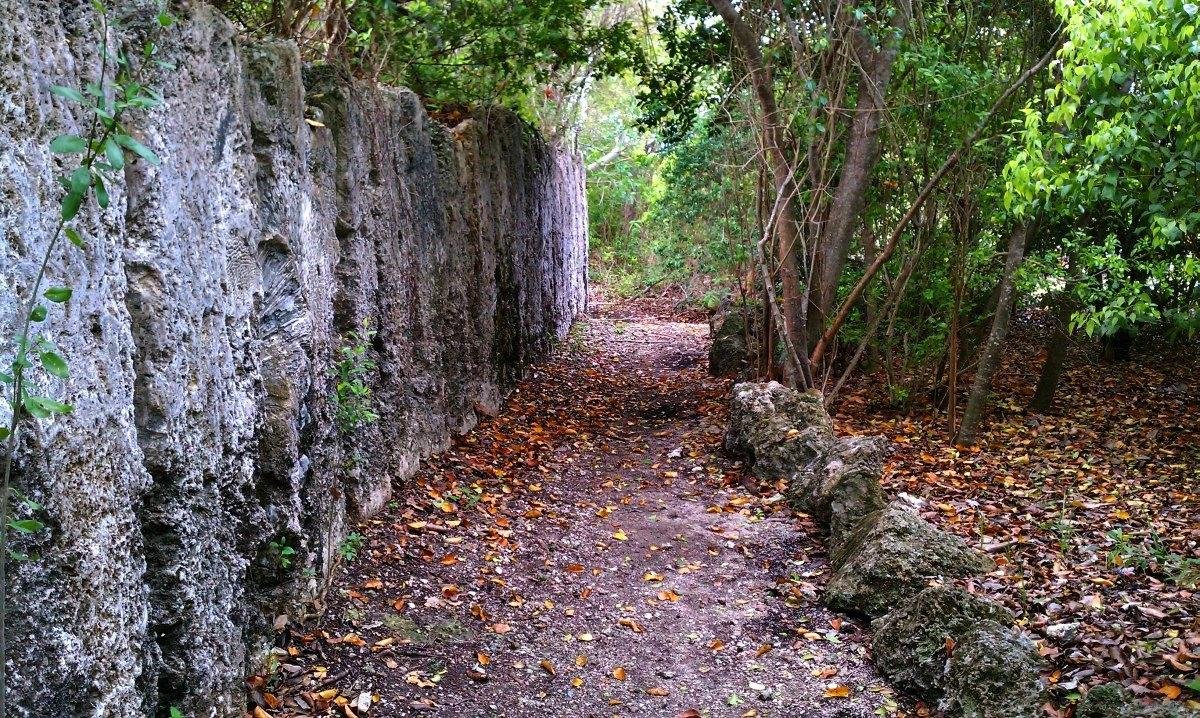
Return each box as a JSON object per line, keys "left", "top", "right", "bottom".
{"left": 826, "top": 502, "right": 994, "bottom": 617}
{"left": 708, "top": 308, "right": 751, "bottom": 376}
{"left": 726, "top": 381, "right": 834, "bottom": 479}
{"left": 1077, "top": 684, "right": 1200, "bottom": 718}
{"left": 791, "top": 435, "right": 888, "bottom": 543}
{"left": 940, "top": 620, "right": 1046, "bottom": 718}
{"left": 871, "top": 586, "right": 1014, "bottom": 699}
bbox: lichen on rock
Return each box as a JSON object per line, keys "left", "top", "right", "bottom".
{"left": 708, "top": 308, "right": 751, "bottom": 376}
{"left": 871, "top": 585, "right": 1014, "bottom": 699}
{"left": 825, "top": 502, "right": 994, "bottom": 617}
{"left": 1077, "top": 683, "right": 1200, "bottom": 718}
{"left": 725, "top": 381, "right": 834, "bottom": 479}
{"left": 791, "top": 434, "right": 889, "bottom": 545}
{"left": 939, "top": 621, "right": 1046, "bottom": 718}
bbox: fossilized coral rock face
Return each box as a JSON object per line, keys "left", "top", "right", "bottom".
{"left": 725, "top": 381, "right": 834, "bottom": 479}
{"left": 0, "top": 3, "right": 587, "bottom": 716}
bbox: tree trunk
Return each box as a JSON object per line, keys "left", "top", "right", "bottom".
{"left": 710, "top": 0, "right": 811, "bottom": 387}
{"left": 1029, "top": 309, "right": 1068, "bottom": 412}
{"left": 811, "top": 15, "right": 908, "bottom": 335}
{"left": 955, "top": 221, "right": 1034, "bottom": 445}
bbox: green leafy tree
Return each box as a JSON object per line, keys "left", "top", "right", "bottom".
{"left": 1006, "top": 0, "right": 1200, "bottom": 340}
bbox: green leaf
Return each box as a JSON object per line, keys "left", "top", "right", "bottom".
{"left": 0, "top": 427, "right": 8, "bottom": 440}
{"left": 0, "top": 372, "right": 11, "bottom": 384}
{"left": 65, "top": 227, "right": 85, "bottom": 249}
{"left": 94, "top": 175, "right": 109, "bottom": 209}
{"left": 61, "top": 189, "right": 84, "bottom": 221}
{"left": 69, "top": 166, "right": 91, "bottom": 194}
{"left": 169, "top": 708, "right": 184, "bottom": 718}
{"left": 157, "top": 12, "right": 175, "bottom": 27}
{"left": 104, "top": 138, "right": 125, "bottom": 170}
{"left": 30, "top": 305, "right": 47, "bottom": 323}
{"left": 23, "top": 395, "right": 73, "bottom": 418}
{"left": 50, "top": 134, "right": 87, "bottom": 154}
{"left": 40, "top": 351, "right": 69, "bottom": 379}
{"left": 114, "top": 134, "right": 160, "bottom": 165}
{"left": 9, "top": 519, "right": 44, "bottom": 534}
{"left": 45, "top": 287, "right": 72, "bottom": 303}
{"left": 50, "top": 85, "right": 85, "bottom": 103}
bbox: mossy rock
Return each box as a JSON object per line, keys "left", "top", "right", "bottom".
{"left": 726, "top": 381, "right": 834, "bottom": 479}
{"left": 709, "top": 310, "right": 751, "bottom": 376}
{"left": 1077, "top": 683, "right": 1200, "bottom": 718}
{"left": 871, "top": 586, "right": 1014, "bottom": 700}
{"left": 790, "top": 435, "right": 888, "bottom": 544}
{"left": 940, "top": 620, "right": 1046, "bottom": 718}
{"left": 826, "top": 502, "right": 993, "bottom": 617}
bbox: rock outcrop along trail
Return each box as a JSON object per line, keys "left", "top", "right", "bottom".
{"left": 261, "top": 310, "right": 896, "bottom": 717}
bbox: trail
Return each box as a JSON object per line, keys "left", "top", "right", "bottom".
{"left": 263, "top": 305, "right": 894, "bottom": 718}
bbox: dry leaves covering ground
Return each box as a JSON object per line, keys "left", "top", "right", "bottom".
{"left": 835, "top": 323, "right": 1200, "bottom": 711}
{"left": 252, "top": 303, "right": 896, "bottom": 718}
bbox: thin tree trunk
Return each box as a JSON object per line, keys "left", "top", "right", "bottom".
{"left": 809, "top": 39, "right": 1061, "bottom": 367}
{"left": 955, "top": 221, "right": 1034, "bottom": 445}
{"left": 812, "top": 10, "right": 909, "bottom": 333}
{"left": 1029, "top": 301, "right": 1070, "bottom": 412}
{"left": 711, "top": 0, "right": 814, "bottom": 387}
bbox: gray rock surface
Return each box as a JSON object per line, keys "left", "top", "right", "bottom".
{"left": 0, "top": 3, "right": 586, "bottom": 716}
{"left": 708, "top": 307, "right": 750, "bottom": 376}
{"left": 1077, "top": 684, "right": 1200, "bottom": 718}
{"left": 792, "top": 435, "right": 889, "bottom": 546}
{"left": 940, "top": 621, "right": 1046, "bottom": 718}
{"left": 726, "top": 381, "right": 834, "bottom": 479}
{"left": 871, "top": 586, "right": 1015, "bottom": 700}
{"left": 826, "top": 502, "right": 994, "bottom": 617}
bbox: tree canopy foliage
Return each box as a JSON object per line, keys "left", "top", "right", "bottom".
{"left": 580, "top": 0, "right": 1197, "bottom": 442}
{"left": 216, "top": 0, "right": 640, "bottom": 112}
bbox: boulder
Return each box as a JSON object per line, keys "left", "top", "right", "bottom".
{"left": 726, "top": 382, "right": 834, "bottom": 479}
{"left": 791, "top": 435, "right": 889, "bottom": 543}
{"left": 871, "top": 586, "right": 1014, "bottom": 699}
{"left": 1077, "top": 683, "right": 1199, "bottom": 718}
{"left": 940, "top": 620, "right": 1046, "bottom": 718}
{"left": 826, "top": 502, "right": 994, "bottom": 617}
{"left": 708, "top": 309, "right": 751, "bottom": 376}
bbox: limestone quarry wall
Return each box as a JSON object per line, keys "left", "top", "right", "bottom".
{"left": 0, "top": 3, "right": 587, "bottom": 716}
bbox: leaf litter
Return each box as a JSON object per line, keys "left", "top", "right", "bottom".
{"left": 249, "top": 299, "right": 896, "bottom": 717}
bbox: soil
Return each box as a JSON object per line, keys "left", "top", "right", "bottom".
{"left": 255, "top": 303, "right": 898, "bottom": 717}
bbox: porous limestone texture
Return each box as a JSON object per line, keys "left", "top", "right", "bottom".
{"left": 725, "top": 382, "right": 1047, "bottom": 718}
{"left": 0, "top": 3, "right": 587, "bottom": 716}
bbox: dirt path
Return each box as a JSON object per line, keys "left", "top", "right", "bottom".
{"left": 262, "top": 312, "right": 897, "bottom": 718}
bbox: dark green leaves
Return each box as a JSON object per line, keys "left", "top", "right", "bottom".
{"left": 104, "top": 137, "right": 125, "bottom": 170}
{"left": 62, "top": 167, "right": 91, "bottom": 220}
{"left": 114, "top": 134, "right": 159, "bottom": 165}
{"left": 39, "top": 350, "right": 69, "bottom": 379}
{"left": 50, "top": 134, "right": 87, "bottom": 154}
{"left": 65, "top": 227, "right": 85, "bottom": 249}
{"left": 44, "top": 287, "right": 72, "bottom": 303}
{"left": 22, "top": 394, "right": 73, "bottom": 418}
{"left": 8, "top": 519, "right": 44, "bottom": 535}
{"left": 50, "top": 85, "right": 86, "bottom": 103}
{"left": 29, "top": 305, "right": 47, "bottom": 323}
